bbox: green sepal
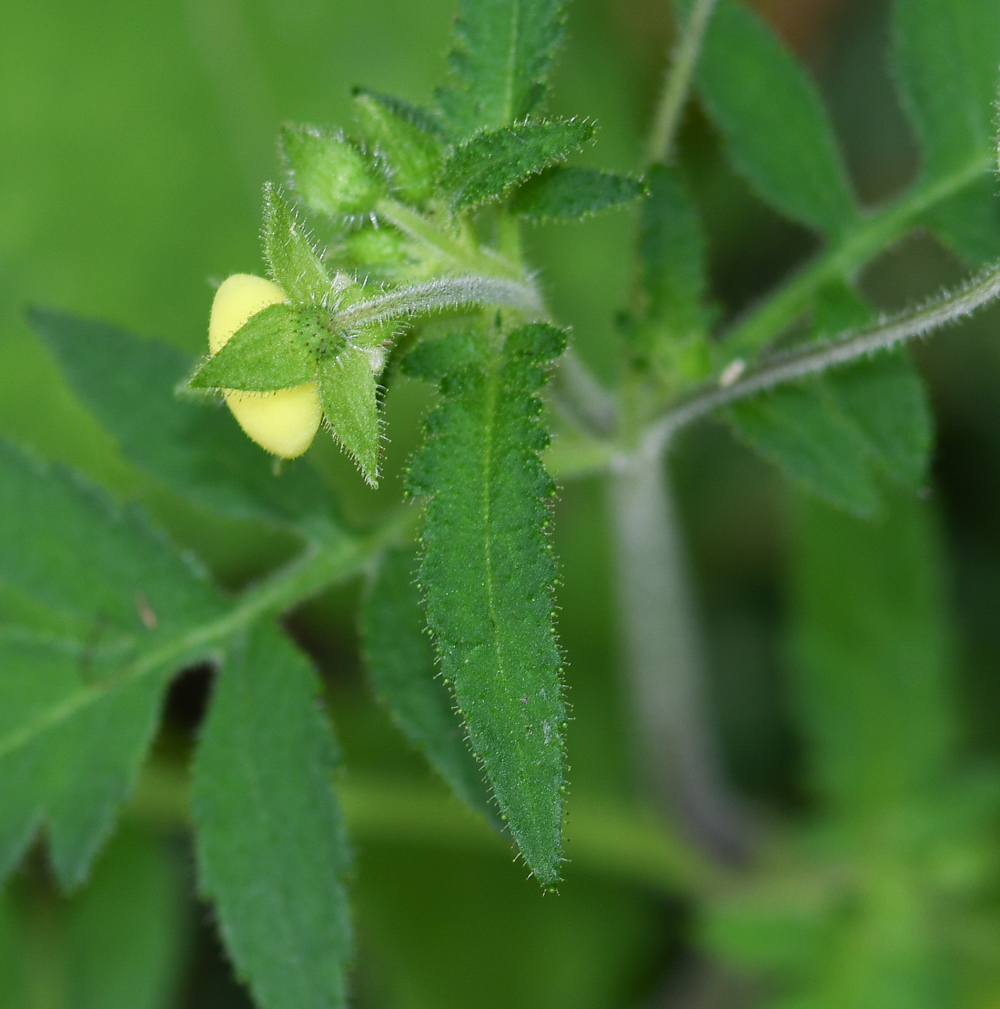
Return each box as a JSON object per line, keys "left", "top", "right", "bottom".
{"left": 280, "top": 123, "right": 385, "bottom": 220}
{"left": 353, "top": 93, "right": 444, "bottom": 207}
{"left": 188, "top": 303, "right": 316, "bottom": 392}
{"left": 262, "top": 183, "right": 334, "bottom": 302}
{"left": 318, "top": 348, "right": 381, "bottom": 486}
{"left": 440, "top": 118, "right": 595, "bottom": 214}
{"left": 352, "top": 88, "right": 446, "bottom": 138}
{"left": 406, "top": 323, "right": 568, "bottom": 886}
{"left": 436, "top": 0, "right": 568, "bottom": 139}
{"left": 360, "top": 548, "right": 491, "bottom": 817}
{"left": 511, "top": 166, "right": 646, "bottom": 221}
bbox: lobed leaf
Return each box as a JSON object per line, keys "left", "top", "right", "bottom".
{"left": 192, "top": 623, "right": 352, "bottom": 1009}
{"left": 791, "top": 491, "right": 954, "bottom": 815}
{"left": 686, "top": 0, "right": 858, "bottom": 235}
{"left": 0, "top": 443, "right": 225, "bottom": 888}
{"left": 406, "top": 323, "right": 568, "bottom": 885}
{"left": 437, "top": 0, "right": 567, "bottom": 139}
{"left": 360, "top": 548, "right": 490, "bottom": 816}
{"left": 262, "top": 183, "right": 334, "bottom": 303}
{"left": 511, "top": 166, "right": 646, "bottom": 221}
{"left": 188, "top": 303, "right": 315, "bottom": 392}
{"left": 440, "top": 118, "right": 595, "bottom": 214}
{"left": 318, "top": 348, "right": 381, "bottom": 486}
{"left": 892, "top": 0, "right": 1000, "bottom": 181}
{"left": 29, "top": 309, "right": 335, "bottom": 529}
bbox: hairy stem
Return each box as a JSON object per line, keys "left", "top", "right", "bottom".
{"left": 608, "top": 450, "right": 749, "bottom": 863}
{"left": 721, "top": 154, "right": 992, "bottom": 358}
{"left": 647, "top": 0, "right": 719, "bottom": 165}
{"left": 644, "top": 257, "right": 1000, "bottom": 455}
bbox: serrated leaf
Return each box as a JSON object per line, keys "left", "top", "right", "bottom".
{"left": 0, "top": 443, "right": 225, "bottom": 888}
{"left": 893, "top": 0, "right": 1000, "bottom": 180}
{"left": 687, "top": 0, "right": 858, "bottom": 234}
{"left": 406, "top": 323, "right": 567, "bottom": 885}
{"left": 437, "top": 0, "right": 567, "bottom": 139}
{"left": 791, "top": 491, "right": 953, "bottom": 814}
{"left": 511, "top": 166, "right": 645, "bottom": 221}
{"left": 189, "top": 303, "right": 314, "bottom": 392}
{"left": 192, "top": 623, "right": 352, "bottom": 1009}
{"left": 29, "top": 308, "right": 335, "bottom": 529}
{"left": 280, "top": 124, "right": 385, "bottom": 220}
{"left": 354, "top": 93, "right": 443, "bottom": 207}
{"left": 441, "top": 118, "right": 595, "bottom": 213}
{"left": 262, "top": 183, "right": 333, "bottom": 303}
{"left": 360, "top": 549, "right": 490, "bottom": 816}
{"left": 318, "top": 348, "right": 381, "bottom": 485}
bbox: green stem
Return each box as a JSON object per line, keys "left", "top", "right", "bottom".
{"left": 647, "top": 0, "right": 720, "bottom": 165}
{"left": 722, "top": 155, "right": 993, "bottom": 359}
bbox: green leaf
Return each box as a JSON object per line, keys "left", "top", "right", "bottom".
{"left": 262, "top": 183, "right": 334, "bottom": 303}
{"left": 360, "top": 548, "right": 490, "bottom": 816}
{"left": 406, "top": 323, "right": 567, "bottom": 885}
{"left": 511, "top": 166, "right": 645, "bottom": 221}
{"left": 892, "top": 0, "right": 1000, "bottom": 180}
{"left": 318, "top": 348, "right": 381, "bottom": 486}
{"left": 188, "top": 303, "right": 315, "bottom": 392}
{"left": 353, "top": 93, "right": 444, "bottom": 207}
{"left": 192, "top": 623, "right": 352, "bottom": 1009}
{"left": 687, "top": 0, "right": 858, "bottom": 234}
{"left": 437, "top": 0, "right": 567, "bottom": 138}
{"left": 29, "top": 308, "right": 335, "bottom": 528}
{"left": 280, "top": 124, "right": 385, "bottom": 220}
{"left": 63, "top": 828, "right": 185, "bottom": 1009}
{"left": 925, "top": 176, "right": 1000, "bottom": 267}
{"left": 0, "top": 443, "right": 224, "bottom": 888}
{"left": 440, "top": 118, "right": 595, "bottom": 214}
{"left": 791, "top": 491, "right": 954, "bottom": 814}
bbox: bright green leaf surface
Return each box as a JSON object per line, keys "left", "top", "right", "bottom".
{"left": 437, "top": 0, "right": 567, "bottom": 138}
{"left": 689, "top": 0, "right": 858, "bottom": 234}
{"left": 791, "top": 491, "right": 954, "bottom": 815}
{"left": 192, "top": 623, "right": 352, "bottom": 1009}
{"left": 29, "top": 309, "right": 334, "bottom": 528}
{"left": 0, "top": 443, "right": 224, "bottom": 888}
{"left": 262, "top": 184, "right": 334, "bottom": 304}
{"left": 354, "top": 93, "right": 444, "bottom": 207}
{"left": 893, "top": 0, "right": 1000, "bottom": 180}
{"left": 318, "top": 348, "right": 381, "bottom": 486}
{"left": 441, "top": 118, "right": 595, "bottom": 213}
{"left": 407, "top": 323, "right": 567, "bottom": 885}
{"left": 360, "top": 548, "right": 490, "bottom": 816}
{"left": 189, "top": 303, "right": 314, "bottom": 392}
{"left": 511, "top": 166, "right": 645, "bottom": 221}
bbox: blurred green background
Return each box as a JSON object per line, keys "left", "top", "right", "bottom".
{"left": 4, "top": 0, "right": 1000, "bottom": 1006}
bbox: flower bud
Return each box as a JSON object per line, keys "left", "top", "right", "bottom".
{"left": 209, "top": 274, "right": 321, "bottom": 458}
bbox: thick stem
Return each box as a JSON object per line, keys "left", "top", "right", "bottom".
{"left": 647, "top": 0, "right": 720, "bottom": 166}
{"left": 608, "top": 449, "right": 748, "bottom": 863}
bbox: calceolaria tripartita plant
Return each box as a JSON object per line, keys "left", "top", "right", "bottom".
{"left": 8, "top": 0, "right": 1000, "bottom": 1005}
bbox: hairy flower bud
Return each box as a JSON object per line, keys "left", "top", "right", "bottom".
{"left": 209, "top": 274, "right": 321, "bottom": 458}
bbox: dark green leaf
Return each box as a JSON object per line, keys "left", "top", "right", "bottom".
{"left": 441, "top": 118, "right": 595, "bottom": 213}
{"left": 511, "top": 166, "right": 645, "bottom": 221}
{"left": 352, "top": 89, "right": 446, "bottom": 139}
{"left": 360, "top": 548, "right": 490, "bottom": 816}
{"left": 689, "top": 0, "right": 858, "bottom": 234}
{"left": 280, "top": 124, "right": 385, "bottom": 220}
{"left": 262, "top": 183, "right": 333, "bottom": 303}
{"left": 318, "top": 348, "right": 381, "bottom": 486}
{"left": 437, "top": 0, "right": 567, "bottom": 138}
{"left": 925, "top": 176, "right": 1000, "bottom": 266}
{"left": 353, "top": 93, "right": 444, "bottom": 206}
{"left": 188, "top": 303, "right": 314, "bottom": 392}
{"left": 893, "top": 0, "right": 1000, "bottom": 180}
{"left": 192, "top": 623, "right": 352, "bottom": 1009}
{"left": 0, "top": 443, "right": 224, "bottom": 888}
{"left": 29, "top": 308, "right": 335, "bottom": 528}
{"left": 406, "top": 323, "right": 567, "bottom": 885}
{"left": 791, "top": 491, "right": 953, "bottom": 814}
